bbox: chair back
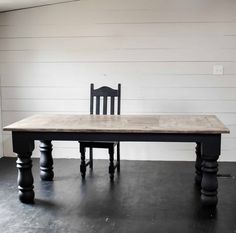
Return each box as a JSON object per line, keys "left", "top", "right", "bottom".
{"left": 90, "top": 84, "right": 121, "bottom": 115}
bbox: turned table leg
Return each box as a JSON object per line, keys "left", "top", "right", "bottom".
{"left": 200, "top": 136, "right": 221, "bottom": 207}
{"left": 13, "top": 133, "right": 35, "bottom": 204}
{"left": 16, "top": 153, "right": 34, "bottom": 203}
{"left": 195, "top": 142, "right": 202, "bottom": 186}
{"left": 201, "top": 158, "right": 218, "bottom": 206}
{"left": 39, "top": 140, "right": 54, "bottom": 181}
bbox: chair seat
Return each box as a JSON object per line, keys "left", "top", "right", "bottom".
{"left": 79, "top": 141, "right": 118, "bottom": 149}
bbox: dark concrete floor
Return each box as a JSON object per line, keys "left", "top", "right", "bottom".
{"left": 0, "top": 157, "right": 236, "bottom": 233}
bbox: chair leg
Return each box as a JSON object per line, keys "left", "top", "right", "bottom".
{"left": 117, "top": 143, "right": 120, "bottom": 172}
{"left": 80, "top": 145, "right": 86, "bottom": 179}
{"left": 108, "top": 146, "right": 115, "bottom": 180}
{"left": 89, "top": 147, "right": 93, "bottom": 169}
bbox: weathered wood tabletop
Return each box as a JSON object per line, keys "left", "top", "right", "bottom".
{"left": 4, "top": 114, "right": 230, "bottom": 134}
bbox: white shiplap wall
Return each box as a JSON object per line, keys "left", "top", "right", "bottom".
{"left": 0, "top": 0, "right": 236, "bottom": 161}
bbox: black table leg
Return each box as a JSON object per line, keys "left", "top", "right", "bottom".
{"left": 195, "top": 142, "right": 202, "bottom": 186}
{"left": 13, "top": 134, "right": 35, "bottom": 204}
{"left": 16, "top": 153, "right": 34, "bottom": 203}
{"left": 39, "top": 140, "right": 54, "bottom": 181}
{"left": 200, "top": 136, "right": 221, "bottom": 207}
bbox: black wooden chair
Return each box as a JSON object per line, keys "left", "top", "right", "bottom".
{"left": 79, "top": 83, "right": 121, "bottom": 179}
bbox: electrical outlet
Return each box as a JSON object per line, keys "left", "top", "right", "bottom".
{"left": 213, "top": 65, "right": 224, "bottom": 75}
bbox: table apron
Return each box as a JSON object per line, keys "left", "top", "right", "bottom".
{"left": 12, "top": 131, "right": 221, "bottom": 143}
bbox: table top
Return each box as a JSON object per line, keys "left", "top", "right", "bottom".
{"left": 3, "top": 114, "right": 230, "bottom": 134}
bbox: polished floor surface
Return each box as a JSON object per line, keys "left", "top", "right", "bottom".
{"left": 0, "top": 157, "right": 236, "bottom": 233}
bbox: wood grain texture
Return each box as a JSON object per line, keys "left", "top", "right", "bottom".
{"left": 3, "top": 114, "right": 230, "bottom": 134}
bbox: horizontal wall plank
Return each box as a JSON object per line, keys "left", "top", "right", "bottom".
{"left": 2, "top": 99, "right": 236, "bottom": 113}
{"left": 122, "top": 100, "right": 236, "bottom": 115}
{"left": 1, "top": 75, "right": 236, "bottom": 88}
{"left": 1, "top": 49, "right": 236, "bottom": 63}
{"left": 1, "top": 36, "right": 236, "bottom": 50}
{"left": 1, "top": 23, "right": 236, "bottom": 38}
{"left": 1, "top": 62, "right": 236, "bottom": 75}
{"left": 2, "top": 87, "right": 236, "bottom": 100}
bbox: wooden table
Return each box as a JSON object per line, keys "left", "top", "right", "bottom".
{"left": 4, "top": 114, "right": 229, "bottom": 206}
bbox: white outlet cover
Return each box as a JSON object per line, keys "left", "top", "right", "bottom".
{"left": 213, "top": 65, "right": 224, "bottom": 75}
